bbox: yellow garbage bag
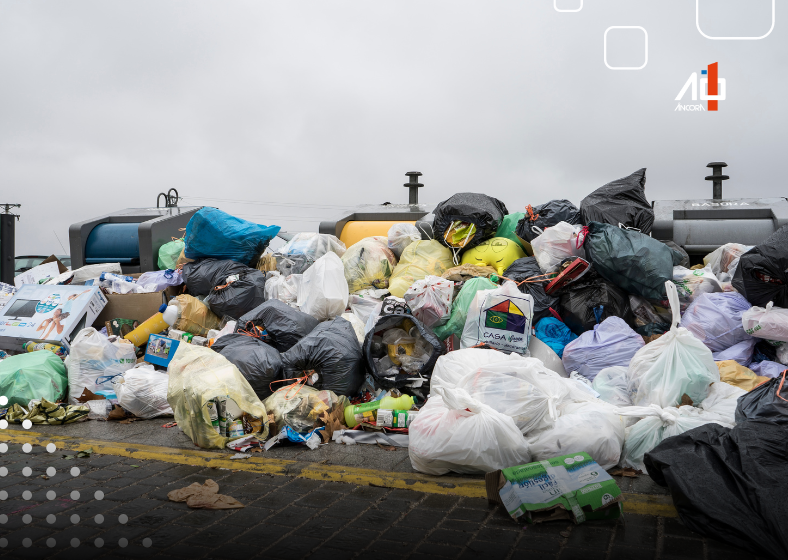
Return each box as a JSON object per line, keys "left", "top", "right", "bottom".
{"left": 173, "top": 295, "right": 221, "bottom": 336}
{"left": 716, "top": 360, "right": 770, "bottom": 392}
{"left": 167, "top": 344, "right": 269, "bottom": 449}
{"left": 341, "top": 236, "right": 398, "bottom": 293}
{"left": 388, "top": 240, "right": 454, "bottom": 298}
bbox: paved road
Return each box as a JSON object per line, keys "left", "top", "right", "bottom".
{"left": 0, "top": 441, "right": 763, "bottom": 560}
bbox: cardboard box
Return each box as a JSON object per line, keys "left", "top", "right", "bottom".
{"left": 92, "top": 274, "right": 181, "bottom": 329}
{"left": 0, "top": 284, "right": 107, "bottom": 351}
{"left": 485, "top": 452, "right": 623, "bottom": 525}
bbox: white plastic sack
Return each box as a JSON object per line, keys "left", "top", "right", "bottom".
{"left": 591, "top": 366, "right": 632, "bottom": 407}
{"left": 562, "top": 317, "right": 644, "bottom": 382}
{"left": 349, "top": 294, "right": 382, "bottom": 325}
{"left": 699, "top": 381, "right": 746, "bottom": 425}
{"left": 628, "top": 281, "right": 720, "bottom": 408}
{"left": 115, "top": 364, "right": 173, "bottom": 419}
{"left": 136, "top": 269, "right": 184, "bottom": 292}
{"left": 741, "top": 302, "right": 788, "bottom": 343}
{"left": 403, "top": 275, "right": 454, "bottom": 328}
{"left": 672, "top": 265, "right": 721, "bottom": 305}
{"left": 70, "top": 263, "right": 123, "bottom": 285}
{"left": 388, "top": 223, "right": 421, "bottom": 258}
{"left": 430, "top": 347, "right": 514, "bottom": 391}
{"left": 277, "top": 232, "right": 346, "bottom": 274}
{"left": 297, "top": 253, "right": 349, "bottom": 321}
{"left": 460, "top": 281, "right": 533, "bottom": 354}
{"left": 527, "top": 401, "right": 625, "bottom": 470}
{"left": 530, "top": 221, "right": 585, "bottom": 274}
{"left": 704, "top": 243, "right": 753, "bottom": 282}
{"left": 618, "top": 404, "right": 732, "bottom": 472}
{"left": 408, "top": 388, "right": 531, "bottom": 476}
{"left": 681, "top": 292, "right": 752, "bottom": 352}
{"left": 340, "top": 312, "right": 366, "bottom": 345}
{"left": 65, "top": 328, "right": 136, "bottom": 404}
{"left": 264, "top": 271, "right": 302, "bottom": 308}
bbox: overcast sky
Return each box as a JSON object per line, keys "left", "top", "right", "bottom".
{"left": 0, "top": 0, "right": 783, "bottom": 255}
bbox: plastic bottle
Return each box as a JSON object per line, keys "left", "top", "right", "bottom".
{"left": 124, "top": 301, "right": 180, "bottom": 347}
{"left": 376, "top": 409, "right": 419, "bottom": 428}
{"left": 344, "top": 394, "right": 415, "bottom": 428}
{"left": 23, "top": 341, "right": 66, "bottom": 358}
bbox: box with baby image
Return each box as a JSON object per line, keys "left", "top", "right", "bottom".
{"left": 0, "top": 284, "right": 107, "bottom": 351}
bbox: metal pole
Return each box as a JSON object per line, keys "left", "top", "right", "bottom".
{"left": 404, "top": 171, "right": 423, "bottom": 205}
{"left": 0, "top": 212, "right": 17, "bottom": 284}
{"left": 705, "top": 162, "right": 729, "bottom": 201}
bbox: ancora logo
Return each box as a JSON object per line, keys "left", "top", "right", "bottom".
{"left": 675, "top": 62, "right": 725, "bottom": 112}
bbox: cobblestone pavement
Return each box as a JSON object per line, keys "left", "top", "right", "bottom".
{"left": 0, "top": 443, "right": 763, "bottom": 560}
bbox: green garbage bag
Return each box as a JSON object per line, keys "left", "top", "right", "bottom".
{"left": 158, "top": 238, "right": 185, "bottom": 270}
{"left": 433, "top": 276, "right": 497, "bottom": 340}
{"left": 496, "top": 213, "right": 528, "bottom": 251}
{"left": 0, "top": 351, "right": 67, "bottom": 407}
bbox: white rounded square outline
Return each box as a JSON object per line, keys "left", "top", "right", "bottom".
{"left": 603, "top": 26, "right": 648, "bottom": 71}
{"left": 555, "top": 0, "right": 583, "bottom": 13}
{"left": 696, "top": 0, "right": 775, "bottom": 40}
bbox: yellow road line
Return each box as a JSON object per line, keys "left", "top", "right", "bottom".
{"left": 1, "top": 430, "right": 676, "bottom": 516}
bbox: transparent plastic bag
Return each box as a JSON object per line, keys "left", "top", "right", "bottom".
{"left": 264, "top": 271, "right": 302, "bottom": 308}
{"left": 173, "top": 294, "right": 222, "bottom": 337}
{"left": 672, "top": 266, "right": 722, "bottom": 305}
{"left": 136, "top": 269, "right": 184, "bottom": 292}
{"left": 263, "top": 385, "right": 346, "bottom": 433}
{"left": 297, "top": 253, "right": 349, "bottom": 321}
{"left": 530, "top": 221, "right": 585, "bottom": 274}
{"left": 387, "top": 223, "right": 421, "bottom": 258}
{"left": 591, "top": 366, "right": 632, "bottom": 407}
{"left": 341, "top": 237, "right": 397, "bottom": 293}
{"left": 628, "top": 281, "right": 720, "bottom": 408}
{"left": 388, "top": 240, "right": 453, "bottom": 298}
{"left": 460, "top": 280, "right": 533, "bottom": 354}
{"left": 66, "top": 328, "right": 136, "bottom": 404}
{"left": 403, "top": 275, "right": 454, "bottom": 328}
{"left": 704, "top": 243, "right": 753, "bottom": 282}
{"left": 115, "top": 364, "right": 173, "bottom": 419}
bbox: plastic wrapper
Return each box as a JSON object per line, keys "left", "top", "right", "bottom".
{"left": 628, "top": 281, "right": 720, "bottom": 408}
{"left": 515, "top": 199, "right": 581, "bottom": 244}
{"left": 580, "top": 168, "right": 654, "bottom": 233}
{"left": 276, "top": 232, "right": 346, "bottom": 275}
{"left": 557, "top": 267, "right": 633, "bottom": 336}
{"left": 680, "top": 292, "right": 752, "bottom": 353}
{"left": 460, "top": 281, "right": 533, "bottom": 354}
{"left": 533, "top": 317, "right": 577, "bottom": 359}
{"left": 408, "top": 389, "right": 531, "bottom": 476}
{"left": 503, "top": 257, "right": 559, "bottom": 323}
{"left": 7, "top": 398, "right": 88, "bottom": 425}
{"left": 182, "top": 259, "right": 249, "bottom": 296}
{"left": 387, "top": 223, "right": 421, "bottom": 258}
{"left": 65, "top": 328, "right": 136, "bottom": 404}
{"left": 204, "top": 270, "right": 267, "bottom": 320}
{"left": 403, "top": 275, "right": 454, "bottom": 328}
{"left": 70, "top": 263, "right": 122, "bottom": 285}
{"left": 115, "top": 364, "right": 173, "bottom": 419}
{"left": 0, "top": 351, "right": 67, "bottom": 407}
{"left": 184, "top": 207, "right": 280, "bottom": 266}
{"left": 733, "top": 225, "right": 788, "bottom": 307}
{"left": 432, "top": 193, "right": 508, "bottom": 251}
{"left": 211, "top": 334, "right": 283, "bottom": 400}
{"left": 263, "top": 385, "right": 346, "bottom": 433}
{"left": 585, "top": 221, "right": 677, "bottom": 300}
{"left": 158, "top": 238, "right": 185, "bottom": 271}
{"left": 388, "top": 240, "right": 453, "bottom": 298}
{"left": 173, "top": 294, "right": 222, "bottom": 337}
{"left": 741, "top": 302, "right": 788, "bottom": 343}
{"left": 672, "top": 266, "right": 721, "bottom": 305}
{"left": 167, "top": 344, "right": 269, "bottom": 449}
{"left": 264, "top": 271, "right": 301, "bottom": 308}
{"left": 591, "top": 366, "right": 631, "bottom": 407}
{"left": 562, "top": 317, "right": 644, "bottom": 382}
{"left": 281, "top": 317, "right": 364, "bottom": 396}
{"left": 530, "top": 222, "right": 585, "bottom": 274}
{"left": 297, "top": 252, "right": 349, "bottom": 321}
{"left": 136, "top": 269, "right": 184, "bottom": 292}
{"left": 341, "top": 236, "right": 398, "bottom": 293}
{"left": 704, "top": 242, "right": 752, "bottom": 282}
{"left": 237, "top": 299, "right": 318, "bottom": 352}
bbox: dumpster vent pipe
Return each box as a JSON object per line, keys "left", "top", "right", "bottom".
{"left": 706, "top": 162, "right": 729, "bottom": 201}
{"left": 404, "top": 172, "right": 423, "bottom": 204}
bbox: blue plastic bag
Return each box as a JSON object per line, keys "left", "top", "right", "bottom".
{"left": 562, "top": 316, "right": 644, "bottom": 382}
{"left": 680, "top": 292, "right": 752, "bottom": 353}
{"left": 712, "top": 338, "right": 757, "bottom": 367}
{"left": 534, "top": 317, "right": 577, "bottom": 358}
{"left": 184, "top": 208, "right": 280, "bottom": 266}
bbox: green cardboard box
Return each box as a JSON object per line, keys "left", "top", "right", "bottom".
{"left": 485, "top": 452, "right": 623, "bottom": 524}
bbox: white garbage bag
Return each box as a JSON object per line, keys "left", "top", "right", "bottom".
{"left": 430, "top": 347, "right": 514, "bottom": 391}
{"left": 408, "top": 387, "right": 531, "bottom": 476}
{"left": 340, "top": 313, "right": 366, "bottom": 345}
{"left": 403, "top": 275, "right": 454, "bottom": 328}
{"left": 628, "top": 281, "right": 720, "bottom": 408}
{"left": 617, "top": 404, "right": 733, "bottom": 472}
{"left": 699, "top": 381, "right": 746, "bottom": 425}
{"left": 115, "top": 364, "right": 173, "bottom": 419}
{"left": 264, "top": 271, "right": 302, "bottom": 308}
{"left": 297, "top": 253, "right": 349, "bottom": 321}
{"left": 703, "top": 243, "right": 753, "bottom": 282}
{"left": 530, "top": 221, "right": 586, "bottom": 274}
{"left": 387, "top": 223, "right": 421, "bottom": 258}
{"left": 741, "top": 302, "right": 788, "bottom": 343}
{"left": 591, "top": 366, "right": 632, "bottom": 407}
{"left": 460, "top": 281, "right": 533, "bottom": 354}
{"left": 527, "top": 401, "right": 625, "bottom": 470}
{"left": 65, "top": 328, "right": 136, "bottom": 404}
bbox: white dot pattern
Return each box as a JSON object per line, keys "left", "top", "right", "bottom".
{"left": 46, "top": 467, "right": 56, "bottom": 477}
{"left": 70, "top": 490, "right": 80, "bottom": 500}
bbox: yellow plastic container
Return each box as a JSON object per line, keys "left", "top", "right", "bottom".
{"left": 124, "top": 312, "right": 170, "bottom": 347}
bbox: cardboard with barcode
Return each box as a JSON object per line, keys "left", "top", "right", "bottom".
{"left": 485, "top": 452, "right": 623, "bottom": 524}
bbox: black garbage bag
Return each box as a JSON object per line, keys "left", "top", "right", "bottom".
{"left": 281, "top": 317, "right": 364, "bottom": 396}
{"left": 556, "top": 266, "right": 633, "bottom": 335}
{"left": 502, "top": 257, "right": 559, "bottom": 323}
{"left": 515, "top": 199, "right": 581, "bottom": 243}
{"left": 204, "top": 270, "right": 266, "bottom": 320}
{"left": 734, "top": 371, "right": 788, "bottom": 425}
{"left": 644, "top": 420, "right": 788, "bottom": 560}
{"left": 211, "top": 334, "right": 283, "bottom": 400}
{"left": 236, "top": 299, "right": 319, "bottom": 352}
{"left": 364, "top": 314, "right": 444, "bottom": 390}
{"left": 732, "top": 225, "right": 788, "bottom": 307}
{"left": 580, "top": 168, "right": 654, "bottom": 233}
{"left": 432, "top": 193, "right": 508, "bottom": 251}
{"left": 182, "top": 259, "right": 249, "bottom": 296}
{"left": 661, "top": 240, "right": 690, "bottom": 268}
{"left": 584, "top": 221, "right": 675, "bottom": 300}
